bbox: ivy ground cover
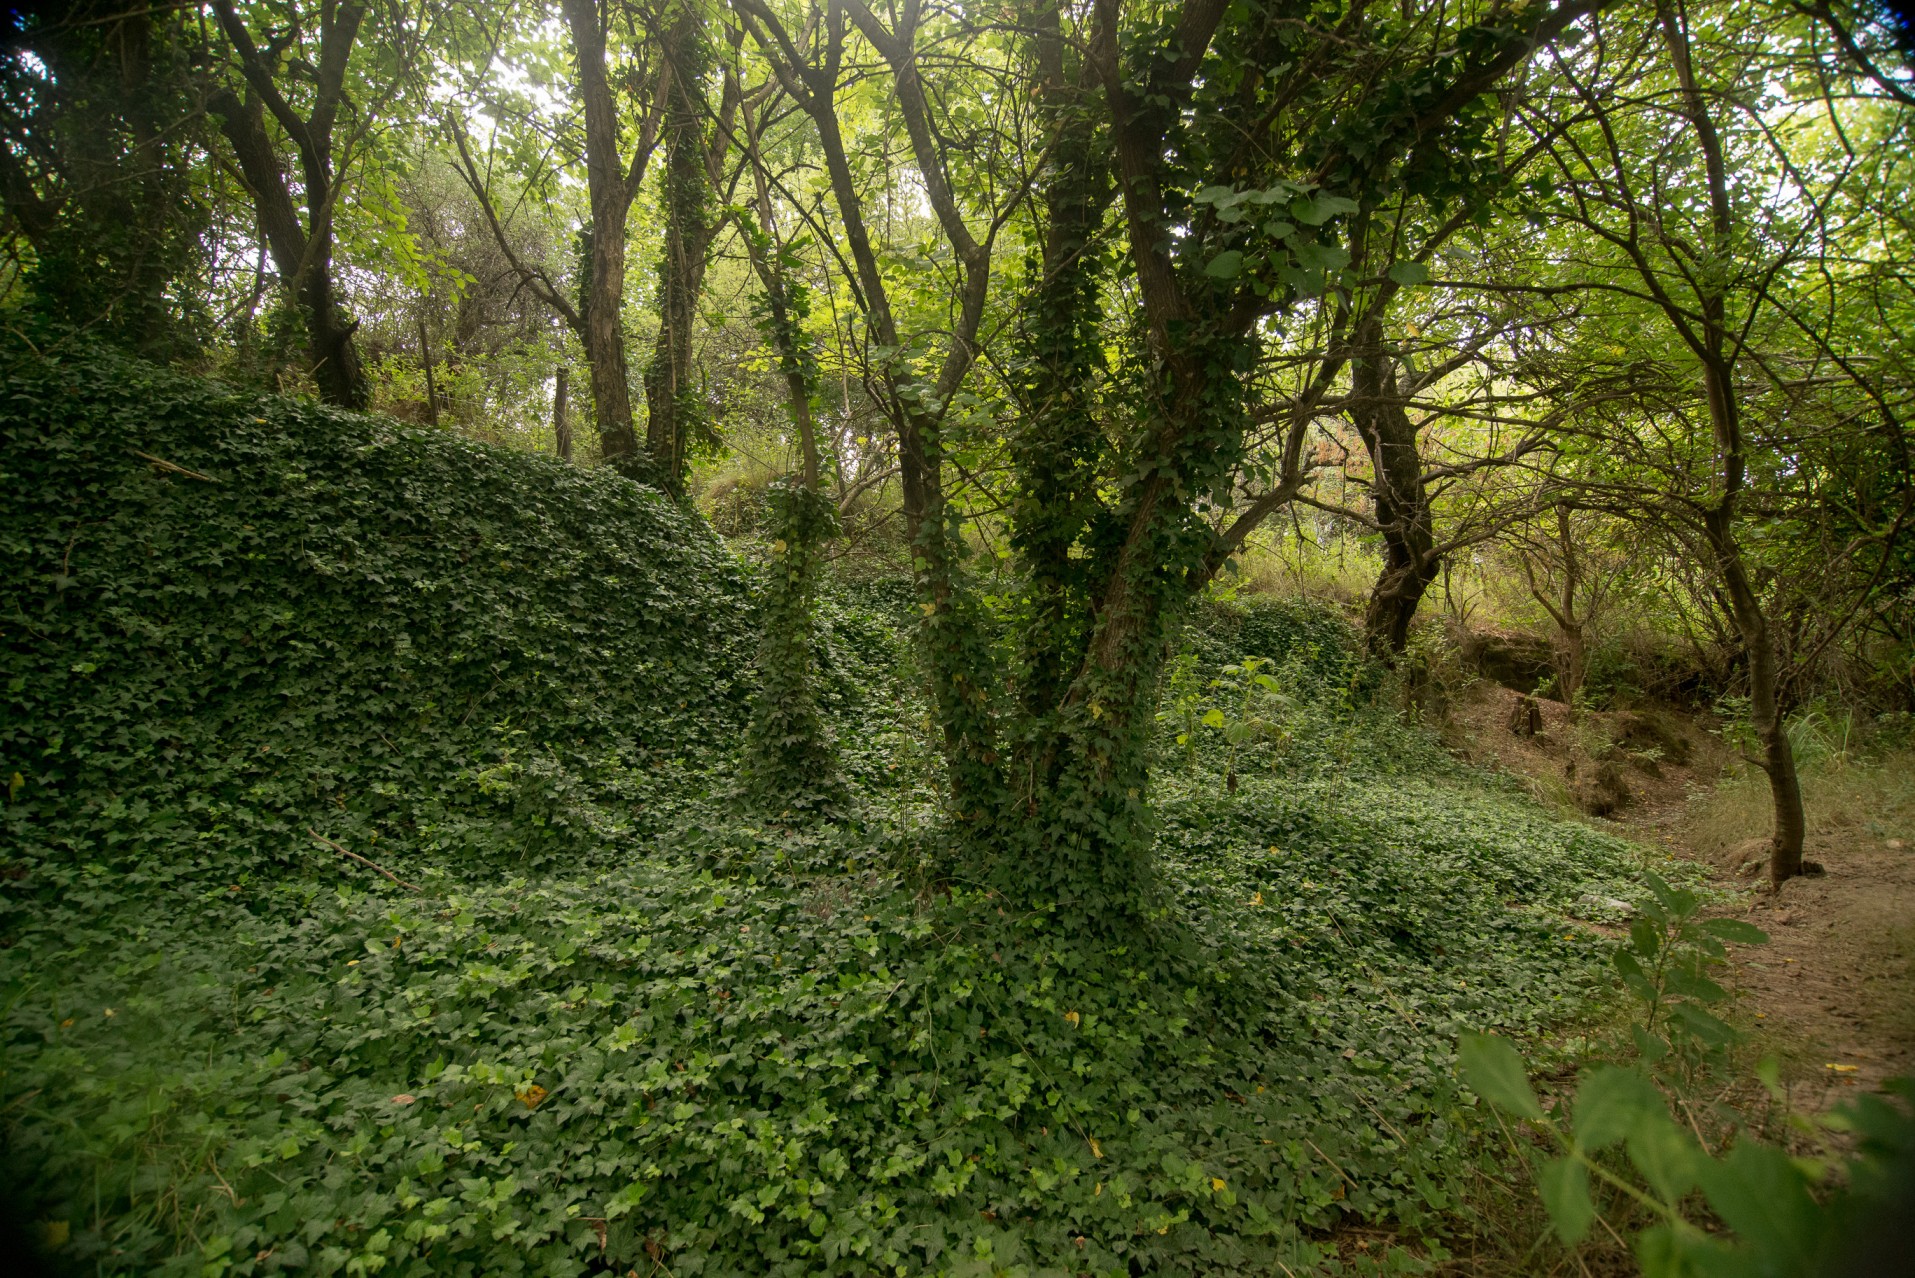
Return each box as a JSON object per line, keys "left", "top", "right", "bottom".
{"left": 2, "top": 346, "right": 1644, "bottom": 1275}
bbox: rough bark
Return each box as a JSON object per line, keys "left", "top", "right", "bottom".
{"left": 561, "top": 0, "right": 644, "bottom": 469}
{"left": 1709, "top": 511, "right": 1808, "bottom": 884}
{"left": 1353, "top": 330, "right": 1440, "bottom": 662}
{"left": 553, "top": 366, "right": 572, "bottom": 461}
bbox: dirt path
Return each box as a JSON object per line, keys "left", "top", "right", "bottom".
{"left": 1612, "top": 754, "right": 1915, "bottom": 1103}
{"left": 1451, "top": 686, "right": 1915, "bottom": 1103}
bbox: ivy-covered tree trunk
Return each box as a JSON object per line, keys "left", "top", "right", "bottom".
{"left": 208, "top": 0, "right": 371, "bottom": 410}
{"left": 742, "top": 482, "right": 845, "bottom": 819}
{"left": 644, "top": 7, "right": 715, "bottom": 495}
{"left": 737, "top": 94, "right": 842, "bottom": 819}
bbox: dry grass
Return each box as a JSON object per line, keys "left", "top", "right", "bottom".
{"left": 1231, "top": 532, "right": 1380, "bottom": 607}
{"left": 1685, "top": 744, "right": 1915, "bottom": 865}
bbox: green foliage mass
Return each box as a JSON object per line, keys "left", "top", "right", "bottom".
{"left": 5, "top": 346, "right": 1649, "bottom": 1275}
{"left": 2, "top": 338, "right": 756, "bottom": 880}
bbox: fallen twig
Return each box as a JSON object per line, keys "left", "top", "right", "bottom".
{"left": 129, "top": 449, "right": 218, "bottom": 482}
{"left": 307, "top": 828, "right": 422, "bottom": 893}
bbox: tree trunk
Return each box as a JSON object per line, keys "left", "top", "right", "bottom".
{"left": 553, "top": 367, "right": 571, "bottom": 460}
{"left": 416, "top": 313, "right": 438, "bottom": 425}
{"left": 1709, "top": 513, "right": 1808, "bottom": 885}
{"left": 1354, "top": 337, "right": 1438, "bottom": 661}
{"left": 208, "top": 0, "right": 371, "bottom": 411}
{"left": 560, "top": 0, "right": 641, "bottom": 470}
{"left": 1655, "top": 0, "right": 1807, "bottom": 887}
{"left": 644, "top": 7, "right": 713, "bottom": 494}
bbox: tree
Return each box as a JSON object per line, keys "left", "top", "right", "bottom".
{"left": 734, "top": 0, "right": 1602, "bottom": 919}
{"left": 0, "top": 2, "right": 210, "bottom": 354}
{"left": 643, "top": 6, "right": 744, "bottom": 491}
{"left": 205, "top": 0, "right": 418, "bottom": 409}
{"left": 1516, "top": 0, "right": 1915, "bottom": 884}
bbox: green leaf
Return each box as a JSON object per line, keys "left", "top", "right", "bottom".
{"left": 1458, "top": 1032, "right": 1543, "bottom": 1120}
{"left": 1573, "top": 1066, "right": 1664, "bottom": 1151}
{"left": 1642, "top": 871, "right": 1695, "bottom": 919}
{"left": 1669, "top": 1003, "right": 1736, "bottom": 1047}
{"left": 1292, "top": 194, "right": 1357, "bottom": 225}
{"left": 1629, "top": 917, "right": 1662, "bottom": 957}
{"left": 1386, "top": 260, "right": 1430, "bottom": 286}
{"left": 1664, "top": 968, "right": 1727, "bottom": 1004}
{"left": 1613, "top": 949, "right": 1655, "bottom": 998}
{"left": 1699, "top": 918, "right": 1768, "bottom": 945}
{"left": 1204, "top": 250, "right": 1245, "bottom": 279}
{"left": 1632, "top": 1223, "right": 1744, "bottom": 1278}
{"left": 1626, "top": 1114, "right": 1704, "bottom": 1204}
{"left": 1537, "top": 1155, "right": 1594, "bottom": 1244}
{"left": 1696, "top": 1138, "right": 1820, "bottom": 1268}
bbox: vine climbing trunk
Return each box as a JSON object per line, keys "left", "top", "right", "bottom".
{"left": 737, "top": 89, "right": 842, "bottom": 819}
{"left": 643, "top": 7, "right": 710, "bottom": 492}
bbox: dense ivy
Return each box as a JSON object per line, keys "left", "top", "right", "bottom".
{"left": 4, "top": 345, "right": 1649, "bottom": 1276}
{"left": 742, "top": 481, "right": 846, "bottom": 819}
{"left": 0, "top": 335, "right": 756, "bottom": 886}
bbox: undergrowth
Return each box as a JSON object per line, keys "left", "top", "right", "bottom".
{"left": 3, "top": 343, "right": 1651, "bottom": 1276}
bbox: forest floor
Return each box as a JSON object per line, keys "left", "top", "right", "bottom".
{"left": 1447, "top": 682, "right": 1915, "bottom": 1107}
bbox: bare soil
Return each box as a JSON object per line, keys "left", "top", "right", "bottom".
{"left": 1450, "top": 684, "right": 1915, "bottom": 1106}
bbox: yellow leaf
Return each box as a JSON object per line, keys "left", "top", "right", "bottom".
{"left": 1249, "top": 892, "right": 1264, "bottom": 906}
{"left": 1063, "top": 1010, "right": 1080, "bottom": 1027}
{"left": 1825, "top": 1063, "right": 1859, "bottom": 1073}
{"left": 1211, "top": 1177, "right": 1226, "bottom": 1192}
{"left": 1089, "top": 702, "right": 1102, "bottom": 719}
{"left": 7, "top": 771, "right": 21, "bottom": 801}
{"left": 516, "top": 1083, "right": 549, "bottom": 1108}
{"left": 1089, "top": 1137, "right": 1102, "bottom": 1159}
{"left": 1094, "top": 1181, "right": 1103, "bottom": 1196}
{"left": 920, "top": 602, "right": 936, "bottom": 616}
{"left": 772, "top": 539, "right": 787, "bottom": 554}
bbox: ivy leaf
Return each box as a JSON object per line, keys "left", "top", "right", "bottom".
{"left": 1458, "top": 1032, "right": 1543, "bottom": 1120}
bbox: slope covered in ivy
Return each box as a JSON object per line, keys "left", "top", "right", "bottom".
{"left": 2, "top": 340, "right": 756, "bottom": 883}
{"left": 1, "top": 344, "right": 1651, "bottom": 1277}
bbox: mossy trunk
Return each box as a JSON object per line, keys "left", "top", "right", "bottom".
{"left": 742, "top": 483, "right": 845, "bottom": 820}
